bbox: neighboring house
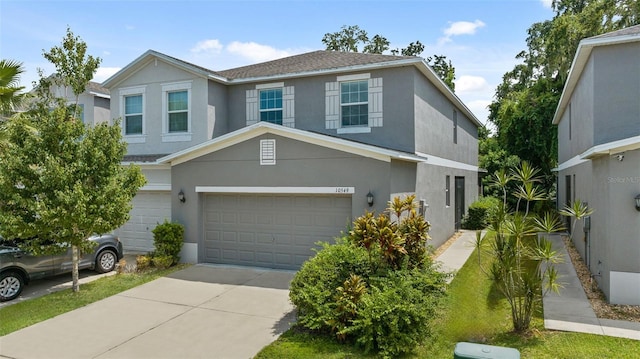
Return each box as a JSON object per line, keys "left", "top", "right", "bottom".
{"left": 21, "top": 80, "right": 110, "bottom": 126}
{"left": 553, "top": 25, "right": 640, "bottom": 305}
{"left": 102, "top": 50, "right": 481, "bottom": 269}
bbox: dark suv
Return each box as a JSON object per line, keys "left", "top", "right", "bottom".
{"left": 0, "top": 234, "right": 123, "bottom": 301}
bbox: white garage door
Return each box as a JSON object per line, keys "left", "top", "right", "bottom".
{"left": 203, "top": 194, "right": 352, "bottom": 270}
{"left": 114, "top": 191, "right": 171, "bottom": 253}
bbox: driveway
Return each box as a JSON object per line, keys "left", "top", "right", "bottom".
{"left": 0, "top": 265, "right": 296, "bottom": 359}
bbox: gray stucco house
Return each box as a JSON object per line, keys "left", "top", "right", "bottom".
{"left": 553, "top": 25, "right": 640, "bottom": 305}
{"left": 103, "top": 50, "right": 481, "bottom": 269}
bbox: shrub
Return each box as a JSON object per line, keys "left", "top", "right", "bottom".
{"left": 348, "top": 269, "right": 446, "bottom": 357}
{"left": 462, "top": 196, "right": 500, "bottom": 229}
{"left": 151, "top": 220, "right": 184, "bottom": 265}
{"left": 289, "top": 239, "right": 371, "bottom": 331}
{"left": 136, "top": 255, "right": 152, "bottom": 271}
{"left": 290, "top": 195, "right": 448, "bottom": 357}
{"left": 152, "top": 255, "right": 174, "bottom": 269}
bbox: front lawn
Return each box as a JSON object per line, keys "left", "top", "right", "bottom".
{"left": 0, "top": 265, "right": 188, "bottom": 336}
{"left": 256, "top": 247, "right": 640, "bottom": 358}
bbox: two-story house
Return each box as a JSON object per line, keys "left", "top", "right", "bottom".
{"left": 553, "top": 25, "right": 640, "bottom": 305}
{"left": 103, "top": 50, "right": 481, "bottom": 269}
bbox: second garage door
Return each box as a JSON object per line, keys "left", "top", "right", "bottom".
{"left": 203, "top": 194, "right": 352, "bottom": 269}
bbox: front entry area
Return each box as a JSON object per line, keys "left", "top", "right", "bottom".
{"left": 202, "top": 193, "right": 352, "bottom": 270}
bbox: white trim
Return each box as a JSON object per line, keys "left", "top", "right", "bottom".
{"left": 579, "top": 135, "right": 640, "bottom": 159}
{"left": 260, "top": 139, "right": 276, "bottom": 165}
{"left": 162, "top": 133, "right": 193, "bottom": 142}
{"left": 89, "top": 91, "right": 110, "bottom": 99}
{"left": 337, "top": 127, "right": 371, "bottom": 134}
{"left": 256, "top": 82, "right": 284, "bottom": 90}
{"left": 195, "top": 186, "right": 355, "bottom": 194}
{"left": 554, "top": 154, "right": 589, "bottom": 172}
{"left": 415, "top": 151, "right": 478, "bottom": 171}
{"left": 124, "top": 135, "right": 147, "bottom": 144}
{"left": 159, "top": 122, "right": 426, "bottom": 166}
{"left": 120, "top": 86, "right": 146, "bottom": 137}
{"left": 162, "top": 82, "right": 192, "bottom": 137}
{"left": 139, "top": 184, "right": 172, "bottom": 191}
{"left": 337, "top": 73, "right": 370, "bottom": 82}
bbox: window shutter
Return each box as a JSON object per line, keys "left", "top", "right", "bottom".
{"left": 246, "top": 89, "right": 258, "bottom": 126}
{"left": 282, "top": 86, "right": 295, "bottom": 128}
{"left": 368, "top": 78, "right": 383, "bottom": 128}
{"left": 325, "top": 82, "right": 339, "bottom": 129}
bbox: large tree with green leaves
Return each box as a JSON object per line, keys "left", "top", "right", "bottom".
{"left": 487, "top": 0, "right": 640, "bottom": 193}
{"left": 0, "top": 28, "right": 146, "bottom": 293}
{"left": 322, "top": 25, "right": 456, "bottom": 91}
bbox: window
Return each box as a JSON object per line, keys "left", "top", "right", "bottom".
{"left": 446, "top": 175, "right": 451, "bottom": 207}
{"left": 453, "top": 109, "right": 458, "bottom": 144}
{"left": 124, "top": 95, "right": 143, "bottom": 135}
{"left": 259, "top": 88, "right": 283, "bottom": 125}
{"left": 168, "top": 90, "right": 188, "bottom": 132}
{"left": 341, "top": 80, "right": 368, "bottom": 127}
{"left": 162, "top": 82, "right": 191, "bottom": 142}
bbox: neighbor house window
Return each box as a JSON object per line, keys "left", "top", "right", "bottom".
{"left": 162, "top": 82, "right": 192, "bottom": 142}
{"left": 124, "top": 95, "right": 143, "bottom": 135}
{"left": 168, "top": 90, "right": 188, "bottom": 132}
{"left": 341, "top": 80, "right": 368, "bottom": 127}
{"left": 259, "top": 88, "right": 283, "bottom": 125}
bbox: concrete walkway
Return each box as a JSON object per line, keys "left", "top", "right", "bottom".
{"left": 0, "top": 265, "right": 295, "bottom": 359}
{"left": 434, "top": 230, "right": 640, "bottom": 341}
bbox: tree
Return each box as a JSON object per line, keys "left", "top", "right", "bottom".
{"left": 488, "top": 0, "right": 640, "bottom": 194}
{"left": 322, "top": 25, "right": 456, "bottom": 91}
{"left": 0, "top": 59, "right": 26, "bottom": 118}
{"left": 0, "top": 29, "right": 146, "bottom": 293}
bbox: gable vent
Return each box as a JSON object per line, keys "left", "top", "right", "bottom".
{"left": 260, "top": 139, "right": 276, "bottom": 165}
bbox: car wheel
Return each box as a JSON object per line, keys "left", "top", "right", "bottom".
{"left": 0, "top": 271, "right": 24, "bottom": 302}
{"left": 95, "top": 250, "right": 117, "bottom": 273}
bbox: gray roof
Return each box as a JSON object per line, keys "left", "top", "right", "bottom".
{"left": 217, "top": 50, "right": 416, "bottom": 80}
{"left": 123, "top": 154, "right": 170, "bottom": 163}
{"left": 587, "top": 24, "right": 640, "bottom": 40}
{"left": 87, "top": 81, "right": 109, "bottom": 95}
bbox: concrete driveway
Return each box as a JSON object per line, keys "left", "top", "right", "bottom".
{"left": 0, "top": 265, "right": 296, "bottom": 359}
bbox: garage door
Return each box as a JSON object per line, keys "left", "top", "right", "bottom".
{"left": 114, "top": 191, "right": 172, "bottom": 253}
{"left": 203, "top": 194, "right": 352, "bottom": 269}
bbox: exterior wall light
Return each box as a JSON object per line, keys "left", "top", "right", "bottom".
{"left": 178, "top": 190, "right": 186, "bottom": 203}
{"left": 367, "top": 191, "right": 374, "bottom": 207}
{"left": 635, "top": 193, "right": 640, "bottom": 211}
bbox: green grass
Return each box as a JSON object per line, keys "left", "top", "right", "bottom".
{"left": 0, "top": 265, "right": 188, "bottom": 336}
{"left": 256, "top": 248, "right": 640, "bottom": 359}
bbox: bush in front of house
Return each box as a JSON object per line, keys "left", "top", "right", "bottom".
{"left": 151, "top": 220, "right": 184, "bottom": 265}
{"left": 462, "top": 196, "right": 501, "bottom": 229}
{"left": 289, "top": 195, "right": 448, "bottom": 358}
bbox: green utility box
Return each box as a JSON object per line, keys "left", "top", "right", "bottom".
{"left": 454, "top": 342, "right": 520, "bottom": 359}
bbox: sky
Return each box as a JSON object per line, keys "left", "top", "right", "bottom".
{"left": 0, "top": 0, "right": 555, "bottom": 126}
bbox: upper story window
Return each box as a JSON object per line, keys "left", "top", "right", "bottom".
{"left": 168, "top": 90, "right": 188, "bottom": 132}
{"left": 118, "top": 85, "right": 146, "bottom": 143}
{"left": 325, "top": 74, "right": 382, "bottom": 134}
{"left": 125, "top": 95, "right": 143, "bottom": 135}
{"left": 341, "top": 80, "right": 368, "bottom": 127}
{"left": 162, "top": 82, "right": 192, "bottom": 142}
{"left": 246, "top": 83, "right": 295, "bottom": 128}
{"left": 259, "top": 88, "right": 283, "bottom": 125}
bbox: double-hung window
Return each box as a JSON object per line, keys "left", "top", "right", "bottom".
{"left": 259, "top": 88, "right": 283, "bottom": 125}
{"left": 341, "top": 80, "right": 368, "bottom": 127}
{"left": 168, "top": 90, "right": 188, "bottom": 132}
{"left": 162, "top": 82, "right": 191, "bottom": 142}
{"left": 124, "top": 94, "right": 143, "bottom": 135}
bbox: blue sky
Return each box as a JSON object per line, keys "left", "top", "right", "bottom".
{"left": 1, "top": 0, "right": 554, "bottom": 125}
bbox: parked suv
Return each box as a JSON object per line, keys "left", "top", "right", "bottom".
{"left": 0, "top": 234, "right": 123, "bottom": 301}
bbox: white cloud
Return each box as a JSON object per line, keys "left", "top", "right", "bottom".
{"left": 191, "top": 39, "right": 223, "bottom": 55}
{"left": 226, "top": 41, "right": 293, "bottom": 63}
{"left": 92, "top": 67, "right": 121, "bottom": 83}
{"left": 439, "top": 20, "right": 486, "bottom": 44}
{"left": 455, "top": 75, "right": 490, "bottom": 93}
{"left": 540, "top": 0, "right": 553, "bottom": 9}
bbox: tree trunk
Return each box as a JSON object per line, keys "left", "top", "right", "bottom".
{"left": 72, "top": 244, "right": 80, "bottom": 292}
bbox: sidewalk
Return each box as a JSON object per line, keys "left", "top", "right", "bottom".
{"left": 434, "top": 230, "right": 640, "bottom": 341}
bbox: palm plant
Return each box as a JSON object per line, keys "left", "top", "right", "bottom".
{"left": 0, "top": 59, "right": 26, "bottom": 117}
{"left": 476, "top": 161, "right": 564, "bottom": 332}
{"left": 559, "top": 200, "right": 594, "bottom": 241}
